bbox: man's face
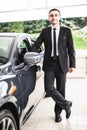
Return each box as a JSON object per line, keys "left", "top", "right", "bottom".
{"left": 49, "top": 10, "right": 60, "bottom": 26}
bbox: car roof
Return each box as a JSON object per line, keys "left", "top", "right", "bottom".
{"left": 0, "top": 32, "right": 36, "bottom": 42}
{"left": 0, "top": 32, "right": 29, "bottom": 37}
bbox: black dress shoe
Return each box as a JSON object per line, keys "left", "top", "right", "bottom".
{"left": 65, "top": 101, "right": 72, "bottom": 119}
{"left": 55, "top": 114, "right": 62, "bottom": 122}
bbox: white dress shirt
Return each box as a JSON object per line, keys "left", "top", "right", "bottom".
{"left": 51, "top": 26, "right": 60, "bottom": 57}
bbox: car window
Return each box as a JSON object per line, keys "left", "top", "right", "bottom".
{"left": 30, "top": 36, "right": 44, "bottom": 53}
{"left": 0, "top": 36, "right": 14, "bottom": 64}
{"left": 16, "top": 39, "right": 28, "bottom": 65}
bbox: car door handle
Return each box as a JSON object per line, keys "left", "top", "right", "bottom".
{"left": 37, "top": 66, "right": 41, "bottom": 71}
{"left": 19, "top": 74, "right": 22, "bottom": 77}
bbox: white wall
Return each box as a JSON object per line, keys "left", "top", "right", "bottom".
{"left": 0, "top": 0, "right": 87, "bottom": 22}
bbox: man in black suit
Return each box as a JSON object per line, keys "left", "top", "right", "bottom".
{"left": 32, "top": 8, "right": 76, "bottom": 122}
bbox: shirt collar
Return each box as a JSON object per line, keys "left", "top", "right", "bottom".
{"left": 51, "top": 25, "right": 60, "bottom": 30}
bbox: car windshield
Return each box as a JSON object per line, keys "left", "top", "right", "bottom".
{"left": 0, "top": 36, "right": 14, "bottom": 64}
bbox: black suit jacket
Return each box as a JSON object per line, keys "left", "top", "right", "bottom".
{"left": 32, "top": 26, "right": 76, "bottom": 73}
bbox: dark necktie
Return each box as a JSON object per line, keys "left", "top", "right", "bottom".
{"left": 53, "top": 28, "right": 56, "bottom": 57}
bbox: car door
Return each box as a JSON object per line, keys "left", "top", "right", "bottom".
{"left": 13, "top": 36, "right": 44, "bottom": 123}
{"left": 13, "top": 38, "right": 37, "bottom": 111}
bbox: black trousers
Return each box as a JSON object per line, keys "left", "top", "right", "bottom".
{"left": 44, "top": 57, "right": 67, "bottom": 114}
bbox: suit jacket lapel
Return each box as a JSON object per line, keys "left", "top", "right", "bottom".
{"left": 46, "top": 27, "right": 53, "bottom": 56}
{"left": 48, "top": 27, "right": 51, "bottom": 43}
{"left": 58, "top": 26, "right": 62, "bottom": 41}
{"left": 58, "top": 26, "right": 64, "bottom": 46}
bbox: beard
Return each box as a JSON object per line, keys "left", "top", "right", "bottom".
{"left": 51, "top": 21, "right": 58, "bottom": 26}
{"left": 51, "top": 19, "right": 58, "bottom": 25}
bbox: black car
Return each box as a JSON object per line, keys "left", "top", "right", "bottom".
{"left": 0, "top": 33, "right": 45, "bottom": 130}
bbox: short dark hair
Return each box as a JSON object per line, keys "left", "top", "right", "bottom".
{"left": 49, "top": 8, "right": 60, "bottom": 15}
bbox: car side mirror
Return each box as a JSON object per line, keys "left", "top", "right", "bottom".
{"left": 24, "top": 52, "right": 44, "bottom": 66}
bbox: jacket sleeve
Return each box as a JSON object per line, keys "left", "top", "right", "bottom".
{"left": 31, "top": 30, "right": 43, "bottom": 52}
{"left": 67, "top": 28, "right": 76, "bottom": 68}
